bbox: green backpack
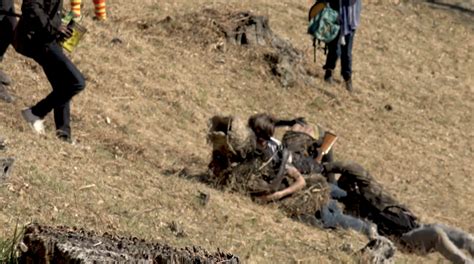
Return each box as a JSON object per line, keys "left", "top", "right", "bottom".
{"left": 308, "top": 3, "right": 340, "bottom": 43}
{"left": 307, "top": 3, "right": 340, "bottom": 61}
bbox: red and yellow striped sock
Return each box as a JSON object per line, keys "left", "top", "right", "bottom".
{"left": 93, "top": 0, "right": 107, "bottom": 20}
{"left": 70, "top": 0, "right": 82, "bottom": 18}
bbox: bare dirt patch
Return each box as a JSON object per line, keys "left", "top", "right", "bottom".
{"left": 139, "top": 9, "right": 315, "bottom": 88}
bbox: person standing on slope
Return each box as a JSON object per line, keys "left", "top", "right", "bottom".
{"left": 318, "top": 0, "right": 362, "bottom": 92}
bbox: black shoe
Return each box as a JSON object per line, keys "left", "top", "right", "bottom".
{"left": 324, "top": 70, "right": 333, "bottom": 84}
{"left": 0, "top": 70, "right": 12, "bottom": 86}
{"left": 56, "top": 130, "right": 73, "bottom": 144}
{"left": 345, "top": 79, "right": 353, "bottom": 92}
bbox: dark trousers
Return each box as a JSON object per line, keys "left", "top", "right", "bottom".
{"left": 298, "top": 199, "right": 374, "bottom": 238}
{"left": 323, "top": 31, "right": 356, "bottom": 81}
{"left": 322, "top": 184, "right": 373, "bottom": 236}
{"left": 30, "top": 42, "right": 85, "bottom": 138}
{"left": 0, "top": 0, "right": 17, "bottom": 59}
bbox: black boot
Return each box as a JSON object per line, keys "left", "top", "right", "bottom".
{"left": 345, "top": 78, "right": 353, "bottom": 92}
{"left": 56, "top": 130, "right": 73, "bottom": 144}
{"left": 324, "top": 70, "right": 333, "bottom": 84}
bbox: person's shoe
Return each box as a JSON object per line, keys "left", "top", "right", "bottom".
{"left": 21, "top": 108, "right": 45, "bottom": 135}
{"left": 0, "top": 84, "right": 14, "bottom": 103}
{"left": 324, "top": 70, "right": 333, "bottom": 84}
{"left": 345, "top": 78, "right": 354, "bottom": 92}
{"left": 93, "top": 15, "right": 107, "bottom": 22}
{"left": 0, "top": 69, "right": 12, "bottom": 86}
{"left": 56, "top": 130, "right": 73, "bottom": 144}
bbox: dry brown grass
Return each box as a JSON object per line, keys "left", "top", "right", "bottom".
{"left": 1, "top": 0, "right": 473, "bottom": 263}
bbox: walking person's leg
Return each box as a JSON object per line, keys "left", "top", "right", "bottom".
{"left": 323, "top": 32, "right": 341, "bottom": 83}
{"left": 70, "top": 0, "right": 82, "bottom": 20}
{"left": 340, "top": 31, "right": 355, "bottom": 92}
{"left": 24, "top": 43, "right": 85, "bottom": 138}
{"left": 0, "top": 1, "right": 18, "bottom": 86}
{"left": 401, "top": 225, "right": 473, "bottom": 264}
{"left": 92, "top": 0, "right": 107, "bottom": 20}
{"left": 54, "top": 101, "right": 72, "bottom": 141}
{"left": 0, "top": 17, "right": 15, "bottom": 62}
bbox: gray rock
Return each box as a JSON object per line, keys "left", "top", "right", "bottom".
{"left": 0, "top": 69, "right": 12, "bottom": 85}
{"left": 0, "top": 84, "right": 14, "bottom": 103}
{"left": 0, "top": 157, "right": 15, "bottom": 183}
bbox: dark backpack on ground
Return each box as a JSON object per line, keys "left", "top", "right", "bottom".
{"left": 337, "top": 165, "right": 420, "bottom": 238}
{"left": 375, "top": 205, "right": 419, "bottom": 238}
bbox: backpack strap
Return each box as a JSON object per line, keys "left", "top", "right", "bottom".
{"left": 313, "top": 37, "right": 317, "bottom": 63}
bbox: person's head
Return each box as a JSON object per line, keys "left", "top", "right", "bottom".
{"left": 248, "top": 113, "right": 277, "bottom": 143}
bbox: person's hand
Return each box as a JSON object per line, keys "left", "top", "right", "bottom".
{"left": 58, "top": 24, "right": 73, "bottom": 40}
{"left": 253, "top": 195, "right": 271, "bottom": 204}
{"left": 254, "top": 192, "right": 282, "bottom": 204}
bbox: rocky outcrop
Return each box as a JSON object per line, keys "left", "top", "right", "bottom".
{"left": 19, "top": 224, "right": 239, "bottom": 264}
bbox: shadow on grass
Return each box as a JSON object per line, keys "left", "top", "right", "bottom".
{"left": 426, "top": 0, "right": 474, "bottom": 15}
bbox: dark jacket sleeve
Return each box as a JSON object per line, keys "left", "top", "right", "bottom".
{"left": 323, "top": 161, "right": 350, "bottom": 174}
{"left": 323, "top": 161, "right": 367, "bottom": 176}
{"left": 21, "top": 0, "right": 60, "bottom": 42}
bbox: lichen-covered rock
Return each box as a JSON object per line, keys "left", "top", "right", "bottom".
{"left": 359, "top": 236, "right": 397, "bottom": 264}
{"left": 19, "top": 224, "right": 239, "bottom": 264}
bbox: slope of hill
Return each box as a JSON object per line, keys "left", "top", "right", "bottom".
{"left": 1, "top": 0, "right": 473, "bottom": 263}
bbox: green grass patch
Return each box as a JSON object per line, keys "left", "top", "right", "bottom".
{"left": 0, "top": 223, "right": 22, "bottom": 264}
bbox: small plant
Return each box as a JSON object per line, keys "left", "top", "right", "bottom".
{"left": 0, "top": 222, "right": 23, "bottom": 264}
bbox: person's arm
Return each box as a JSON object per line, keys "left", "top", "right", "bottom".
{"left": 21, "top": 0, "right": 63, "bottom": 41}
{"left": 257, "top": 166, "right": 306, "bottom": 202}
{"left": 275, "top": 117, "right": 306, "bottom": 128}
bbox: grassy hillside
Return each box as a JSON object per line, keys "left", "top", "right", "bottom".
{"left": 1, "top": 0, "right": 473, "bottom": 263}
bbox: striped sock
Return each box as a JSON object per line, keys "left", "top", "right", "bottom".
{"left": 70, "top": 0, "right": 82, "bottom": 18}
{"left": 93, "top": 0, "right": 107, "bottom": 20}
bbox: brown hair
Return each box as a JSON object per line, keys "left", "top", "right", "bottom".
{"left": 248, "top": 113, "right": 277, "bottom": 140}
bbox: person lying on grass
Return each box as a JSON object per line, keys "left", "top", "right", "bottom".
{"left": 324, "top": 161, "right": 474, "bottom": 264}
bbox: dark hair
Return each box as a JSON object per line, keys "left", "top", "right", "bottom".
{"left": 248, "top": 113, "right": 277, "bottom": 140}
